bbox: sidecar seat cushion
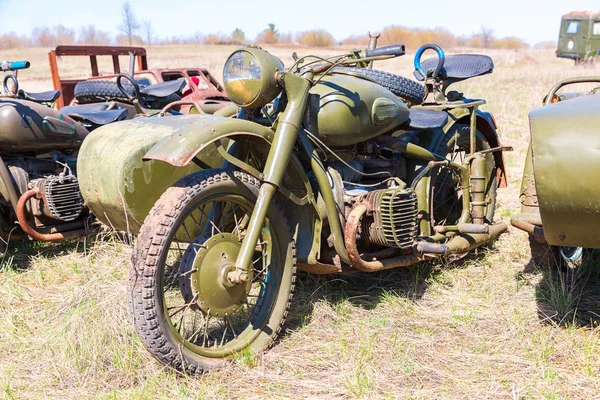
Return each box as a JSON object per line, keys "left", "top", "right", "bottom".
{"left": 414, "top": 54, "right": 494, "bottom": 81}
{"left": 404, "top": 109, "right": 448, "bottom": 130}
{"left": 64, "top": 108, "right": 128, "bottom": 125}
{"left": 60, "top": 104, "right": 109, "bottom": 115}
{"left": 18, "top": 89, "right": 61, "bottom": 103}
{"left": 140, "top": 79, "right": 186, "bottom": 98}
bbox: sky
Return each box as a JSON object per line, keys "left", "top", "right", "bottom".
{"left": 0, "top": 0, "right": 598, "bottom": 45}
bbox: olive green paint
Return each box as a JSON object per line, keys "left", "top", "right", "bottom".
{"left": 529, "top": 93, "right": 600, "bottom": 247}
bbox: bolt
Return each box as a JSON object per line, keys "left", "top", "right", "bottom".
{"left": 221, "top": 252, "right": 227, "bottom": 259}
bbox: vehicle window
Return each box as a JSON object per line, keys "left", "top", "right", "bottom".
{"left": 566, "top": 21, "right": 579, "bottom": 34}
{"left": 136, "top": 78, "right": 151, "bottom": 86}
{"left": 162, "top": 72, "right": 185, "bottom": 81}
{"left": 187, "top": 70, "right": 210, "bottom": 90}
{"left": 594, "top": 22, "right": 600, "bottom": 36}
{"left": 133, "top": 72, "right": 157, "bottom": 85}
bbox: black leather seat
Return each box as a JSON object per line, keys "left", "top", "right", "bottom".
{"left": 61, "top": 104, "right": 128, "bottom": 126}
{"left": 141, "top": 79, "right": 186, "bottom": 98}
{"left": 414, "top": 54, "right": 494, "bottom": 83}
{"left": 403, "top": 109, "right": 448, "bottom": 130}
{"left": 18, "top": 89, "right": 61, "bottom": 103}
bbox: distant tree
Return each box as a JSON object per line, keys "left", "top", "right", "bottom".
{"left": 118, "top": 2, "right": 140, "bottom": 45}
{"left": 297, "top": 30, "right": 335, "bottom": 46}
{"left": 278, "top": 32, "right": 294, "bottom": 44}
{"left": 231, "top": 28, "right": 245, "bottom": 44}
{"left": 534, "top": 41, "right": 556, "bottom": 50}
{"left": 480, "top": 26, "right": 494, "bottom": 49}
{"left": 116, "top": 33, "right": 143, "bottom": 46}
{"left": 54, "top": 24, "right": 75, "bottom": 44}
{"left": 257, "top": 23, "right": 279, "bottom": 44}
{"left": 143, "top": 20, "right": 153, "bottom": 45}
{"left": 78, "top": 25, "right": 111, "bottom": 45}
{"left": 0, "top": 32, "right": 30, "bottom": 50}
{"left": 31, "top": 26, "right": 55, "bottom": 47}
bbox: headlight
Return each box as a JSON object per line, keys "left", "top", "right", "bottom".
{"left": 223, "top": 47, "right": 284, "bottom": 109}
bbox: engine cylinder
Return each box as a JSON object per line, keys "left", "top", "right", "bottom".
{"left": 362, "top": 188, "right": 418, "bottom": 249}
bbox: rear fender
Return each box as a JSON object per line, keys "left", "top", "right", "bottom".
{"left": 446, "top": 108, "right": 508, "bottom": 188}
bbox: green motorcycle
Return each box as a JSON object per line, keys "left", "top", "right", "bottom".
{"left": 82, "top": 43, "right": 510, "bottom": 372}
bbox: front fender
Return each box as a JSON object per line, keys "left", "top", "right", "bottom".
{"left": 143, "top": 114, "right": 323, "bottom": 265}
{"left": 143, "top": 115, "right": 274, "bottom": 166}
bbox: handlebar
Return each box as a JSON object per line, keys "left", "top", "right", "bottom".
{"left": 116, "top": 73, "right": 140, "bottom": 101}
{"left": 365, "top": 44, "right": 405, "bottom": 58}
{"left": 0, "top": 60, "right": 30, "bottom": 72}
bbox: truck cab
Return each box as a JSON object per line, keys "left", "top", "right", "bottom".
{"left": 557, "top": 11, "right": 600, "bottom": 63}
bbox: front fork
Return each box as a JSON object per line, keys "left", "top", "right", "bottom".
{"left": 227, "top": 72, "right": 312, "bottom": 284}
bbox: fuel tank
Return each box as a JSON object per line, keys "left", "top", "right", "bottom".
{"left": 0, "top": 99, "right": 89, "bottom": 153}
{"left": 530, "top": 94, "right": 600, "bottom": 247}
{"left": 304, "top": 74, "right": 409, "bottom": 146}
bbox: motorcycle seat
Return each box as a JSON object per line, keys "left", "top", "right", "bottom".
{"left": 413, "top": 54, "right": 493, "bottom": 83}
{"left": 140, "top": 79, "right": 186, "bottom": 98}
{"left": 403, "top": 109, "right": 448, "bottom": 130}
{"left": 62, "top": 107, "right": 128, "bottom": 126}
{"left": 61, "top": 103, "right": 110, "bottom": 114}
{"left": 18, "top": 89, "right": 61, "bottom": 103}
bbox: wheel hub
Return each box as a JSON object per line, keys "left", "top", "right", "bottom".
{"left": 178, "top": 233, "right": 249, "bottom": 317}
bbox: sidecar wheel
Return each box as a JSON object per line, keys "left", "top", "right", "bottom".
{"left": 529, "top": 238, "right": 592, "bottom": 271}
{"left": 129, "top": 169, "right": 296, "bottom": 373}
{"left": 332, "top": 67, "right": 425, "bottom": 106}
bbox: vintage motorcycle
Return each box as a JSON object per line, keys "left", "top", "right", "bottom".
{"left": 511, "top": 76, "right": 600, "bottom": 267}
{"left": 0, "top": 60, "right": 211, "bottom": 251}
{"left": 79, "top": 43, "right": 509, "bottom": 372}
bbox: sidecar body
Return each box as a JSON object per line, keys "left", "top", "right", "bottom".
{"left": 512, "top": 78, "right": 600, "bottom": 248}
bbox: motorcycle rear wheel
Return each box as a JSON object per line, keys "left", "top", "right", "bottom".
{"left": 433, "top": 124, "right": 497, "bottom": 227}
{"left": 129, "top": 169, "right": 296, "bottom": 373}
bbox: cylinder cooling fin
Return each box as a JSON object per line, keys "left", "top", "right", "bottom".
{"left": 363, "top": 188, "right": 418, "bottom": 249}
{"left": 40, "top": 175, "right": 84, "bottom": 222}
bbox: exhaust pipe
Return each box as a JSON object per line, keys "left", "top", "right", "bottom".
{"left": 344, "top": 204, "right": 421, "bottom": 272}
{"left": 17, "top": 189, "right": 87, "bottom": 242}
{"left": 510, "top": 214, "right": 546, "bottom": 244}
{"left": 443, "top": 222, "right": 509, "bottom": 255}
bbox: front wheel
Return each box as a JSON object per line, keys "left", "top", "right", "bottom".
{"left": 129, "top": 169, "right": 296, "bottom": 373}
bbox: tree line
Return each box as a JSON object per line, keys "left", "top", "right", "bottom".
{"left": 0, "top": 2, "right": 533, "bottom": 50}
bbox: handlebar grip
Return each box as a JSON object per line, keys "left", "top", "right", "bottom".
{"left": 0, "top": 60, "right": 30, "bottom": 71}
{"left": 365, "top": 45, "right": 405, "bottom": 58}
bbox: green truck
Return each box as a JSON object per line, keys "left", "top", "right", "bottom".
{"left": 557, "top": 11, "right": 600, "bottom": 63}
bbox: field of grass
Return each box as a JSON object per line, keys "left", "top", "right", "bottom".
{"left": 1, "top": 44, "right": 600, "bottom": 399}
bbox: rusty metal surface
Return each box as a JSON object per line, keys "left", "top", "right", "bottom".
{"left": 49, "top": 45, "right": 227, "bottom": 109}
{"left": 344, "top": 203, "right": 421, "bottom": 271}
{"left": 16, "top": 189, "right": 86, "bottom": 241}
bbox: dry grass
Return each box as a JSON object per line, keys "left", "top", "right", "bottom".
{"left": 1, "top": 45, "right": 600, "bottom": 399}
